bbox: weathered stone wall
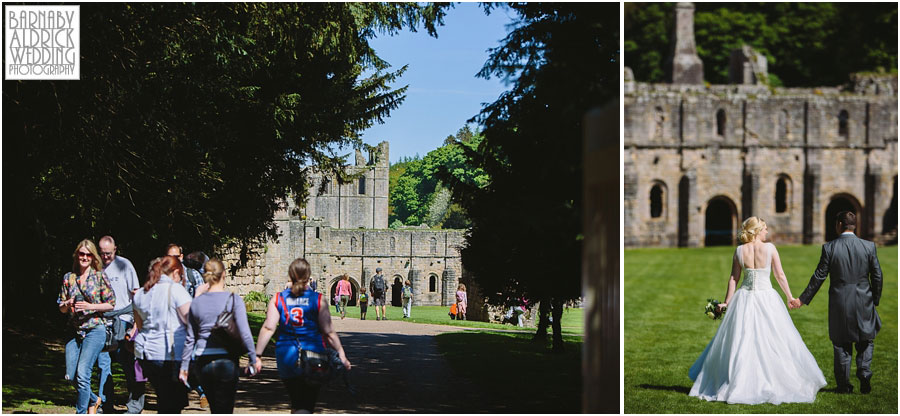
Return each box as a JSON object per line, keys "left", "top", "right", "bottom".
{"left": 303, "top": 141, "right": 389, "bottom": 230}
{"left": 227, "top": 160, "right": 466, "bottom": 306}
{"left": 624, "top": 80, "right": 898, "bottom": 247}
{"left": 215, "top": 241, "right": 267, "bottom": 296}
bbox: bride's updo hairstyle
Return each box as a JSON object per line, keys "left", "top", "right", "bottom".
{"left": 739, "top": 216, "right": 767, "bottom": 243}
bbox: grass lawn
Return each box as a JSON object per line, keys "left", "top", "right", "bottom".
{"left": 624, "top": 244, "right": 897, "bottom": 414}
{"left": 436, "top": 331, "right": 583, "bottom": 413}
{"left": 328, "top": 304, "right": 584, "bottom": 334}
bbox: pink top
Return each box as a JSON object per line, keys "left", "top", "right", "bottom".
{"left": 337, "top": 279, "right": 352, "bottom": 296}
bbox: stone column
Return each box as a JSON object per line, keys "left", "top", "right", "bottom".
{"left": 442, "top": 269, "right": 457, "bottom": 306}
{"left": 582, "top": 101, "right": 619, "bottom": 413}
{"left": 623, "top": 159, "right": 639, "bottom": 246}
{"left": 361, "top": 267, "right": 371, "bottom": 295}
{"left": 804, "top": 162, "right": 823, "bottom": 244}
{"left": 407, "top": 269, "right": 421, "bottom": 306}
{"left": 666, "top": 3, "right": 704, "bottom": 85}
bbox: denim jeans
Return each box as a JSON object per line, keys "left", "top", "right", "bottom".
{"left": 140, "top": 360, "right": 187, "bottom": 414}
{"left": 402, "top": 297, "right": 411, "bottom": 317}
{"left": 97, "top": 338, "right": 146, "bottom": 413}
{"left": 197, "top": 355, "right": 240, "bottom": 414}
{"left": 65, "top": 326, "right": 105, "bottom": 414}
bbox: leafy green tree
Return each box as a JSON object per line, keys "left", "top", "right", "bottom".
{"left": 3, "top": 3, "right": 447, "bottom": 311}
{"left": 625, "top": 3, "right": 897, "bottom": 86}
{"left": 445, "top": 3, "right": 617, "bottom": 352}
{"left": 388, "top": 126, "right": 486, "bottom": 228}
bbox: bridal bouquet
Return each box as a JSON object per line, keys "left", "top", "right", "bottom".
{"left": 705, "top": 298, "right": 726, "bottom": 320}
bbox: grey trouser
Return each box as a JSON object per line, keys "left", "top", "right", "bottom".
{"left": 833, "top": 340, "right": 873, "bottom": 388}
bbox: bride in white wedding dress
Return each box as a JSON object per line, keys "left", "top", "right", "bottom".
{"left": 689, "top": 217, "right": 826, "bottom": 405}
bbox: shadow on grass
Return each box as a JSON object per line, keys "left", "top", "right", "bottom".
{"left": 436, "top": 331, "right": 583, "bottom": 413}
{"left": 3, "top": 312, "right": 76, "bottom": 411}
{"left": 638, "top": 384, "right": 692, "bottom": 394}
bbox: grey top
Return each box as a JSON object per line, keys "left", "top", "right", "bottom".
{"left": 104, "top": 256, "right": 140, "bottom": 322}
{"left": 181, "top": 291, "right": 258, "bottom": 371}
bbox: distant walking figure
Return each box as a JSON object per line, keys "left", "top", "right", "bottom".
{"left": 456, "top": 283, "right": 468, "bottom": 321}
{"left": 358, "top": 288, "right": 369, "bottom": 320}
{"left": 58, "top": 239, "right": 116, "bottom": 414}
{"left": 401, "top": 280, "right": 413, "bottom": 318}
{"left": 336, "top": 274, "right": 352, "bottom": 320}
{"left": 370, "top": 267, "right": 388, "bottom": 320}
{"left": 255, "top": 258, "right": 351, "bottom": 413}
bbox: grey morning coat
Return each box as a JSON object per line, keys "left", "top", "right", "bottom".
{"left": 798, "top": 233, "right": 883, "bottom": 344}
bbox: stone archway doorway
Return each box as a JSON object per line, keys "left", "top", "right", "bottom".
{"left": 391, "top": 275, "right": 403, "bottom": 307}
{"left": 329, "top": 277, "right": 358, "bottom": 306}
{"left": 825, "top": 194, "right": 862, "bottom": 242}
{"left": 705, "top": 196, "right": 737, "bottom": 246}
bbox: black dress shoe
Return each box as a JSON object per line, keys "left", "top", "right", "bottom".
{"left": 836, "top": 384, "right": 854, "bottom": 394}
{"left": 860, "top": 376, "right": 872, "bottom": 394}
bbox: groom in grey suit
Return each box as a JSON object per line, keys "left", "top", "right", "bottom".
{"left": 790, "top": 211, "right": 883, "bottom": 394}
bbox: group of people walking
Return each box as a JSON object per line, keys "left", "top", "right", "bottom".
{"left": 58, "top": 237, "right": 350, "bottom": 414}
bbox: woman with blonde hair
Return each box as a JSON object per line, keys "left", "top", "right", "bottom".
{"left": 255, "top": 258, "right": 351, "bottom": 413}
{"left": 180, "top": 258, "right": 259, "bottom": 413}
{"left": 688, "top": 217, "right": 826, "bottom": 404}
{"left": 58, "top": 239, "right": 116, "bottom": 413}
{"left": 131, "top": 255, "right": 193, "bottom": 413}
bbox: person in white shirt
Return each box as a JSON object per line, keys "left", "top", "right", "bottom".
{"left": 131, "top": 255, "right": 193, "bottom": 413}
{"left": 95, "top": 235, "right": 143, "bottom": 413}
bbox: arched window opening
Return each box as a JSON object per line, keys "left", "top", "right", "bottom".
{"left": 389, "top": 237, "right": 396, "bottom": 253}
{"left": 716, "top": 109, "right": 726, "bottom": 137}
{"left": 838, "top": 110, "right": 849, "bottom": 137}
{"left": 315, "top": 227, "right": 320, "bottom": 239}
{"left": 430, "top": 237, "right": 438, "bottom": 254}
{"left": 358, "top": 177, "right": 366, "bottom": 195}
{"left": 322, "top": 177, "right": 330, "bottom": 194}
{"left": 429, "top": 275, "right": 437, "bottom": 292}
{"left": 775, "top": 176, "right": 788, "bottom": 213}
{"left": 350, "top": 236, "right": 357, "bottom": 252}
{"left": 650, "top": 184, "right": 664, "bottom": 218}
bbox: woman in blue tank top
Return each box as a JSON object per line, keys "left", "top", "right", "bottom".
{"left": 255, "top": 258, "right": 350, "bottom": 413}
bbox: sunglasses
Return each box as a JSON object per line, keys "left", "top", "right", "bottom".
{"left": 77, "top": 251, "right": 94, "bottom": 258}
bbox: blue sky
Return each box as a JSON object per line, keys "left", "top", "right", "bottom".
{"left": 353, "top": 3, "right": 517, "bottom": 164}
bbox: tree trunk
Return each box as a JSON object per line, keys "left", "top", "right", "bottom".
{"left": 532, "top": 300, "right": 550, "bottom": 343}
{"left": 551, "top": 298, "right": 565, "bottom": 353}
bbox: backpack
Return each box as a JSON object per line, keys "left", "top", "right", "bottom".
{"left": 372, "top": 275, "right": 386, "bottom": 294}
{"left": 402, "top": 286, "right": 412, "bottom": 299}
{"left": 184, "top": 267, "right": 201, "bottom": 297}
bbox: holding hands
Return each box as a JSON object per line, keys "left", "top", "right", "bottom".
{"left": 788, "top": 298, "right": 804, "bottom": 310}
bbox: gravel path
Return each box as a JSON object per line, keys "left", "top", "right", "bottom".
{"left": 143, "top": 317, "right": 492, "bottom": 413}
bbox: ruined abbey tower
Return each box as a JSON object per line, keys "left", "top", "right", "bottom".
{"left": 624, "top": 3, "right": 898, "bottom": 248}
{"left": 223, "top": 141, "right": 465, "bottom": 307}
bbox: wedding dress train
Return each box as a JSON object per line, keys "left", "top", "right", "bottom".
{"left": 688, "top": 242, "right": 826, "bottom": 405}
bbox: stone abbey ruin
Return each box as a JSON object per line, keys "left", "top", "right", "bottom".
{"left": 224, "top": 141, "right": 465, "bottom": 308}
{"left": 624, "top": 3, "right": 898, "bottom": 248}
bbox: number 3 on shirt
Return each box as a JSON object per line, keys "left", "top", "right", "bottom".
{"left": 289, "top": 307, "right": 304, "bottom": 326}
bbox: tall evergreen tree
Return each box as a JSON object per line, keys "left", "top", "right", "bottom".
{"left": 3, "top": 3, "right": 447, "bottom": 309}
{"left": 444, "top": 3, "right": 618, "bottom": 351}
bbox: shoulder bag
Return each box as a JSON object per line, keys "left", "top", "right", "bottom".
{"left": 211, "top": 293, "right": 245, "bottom": 356}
